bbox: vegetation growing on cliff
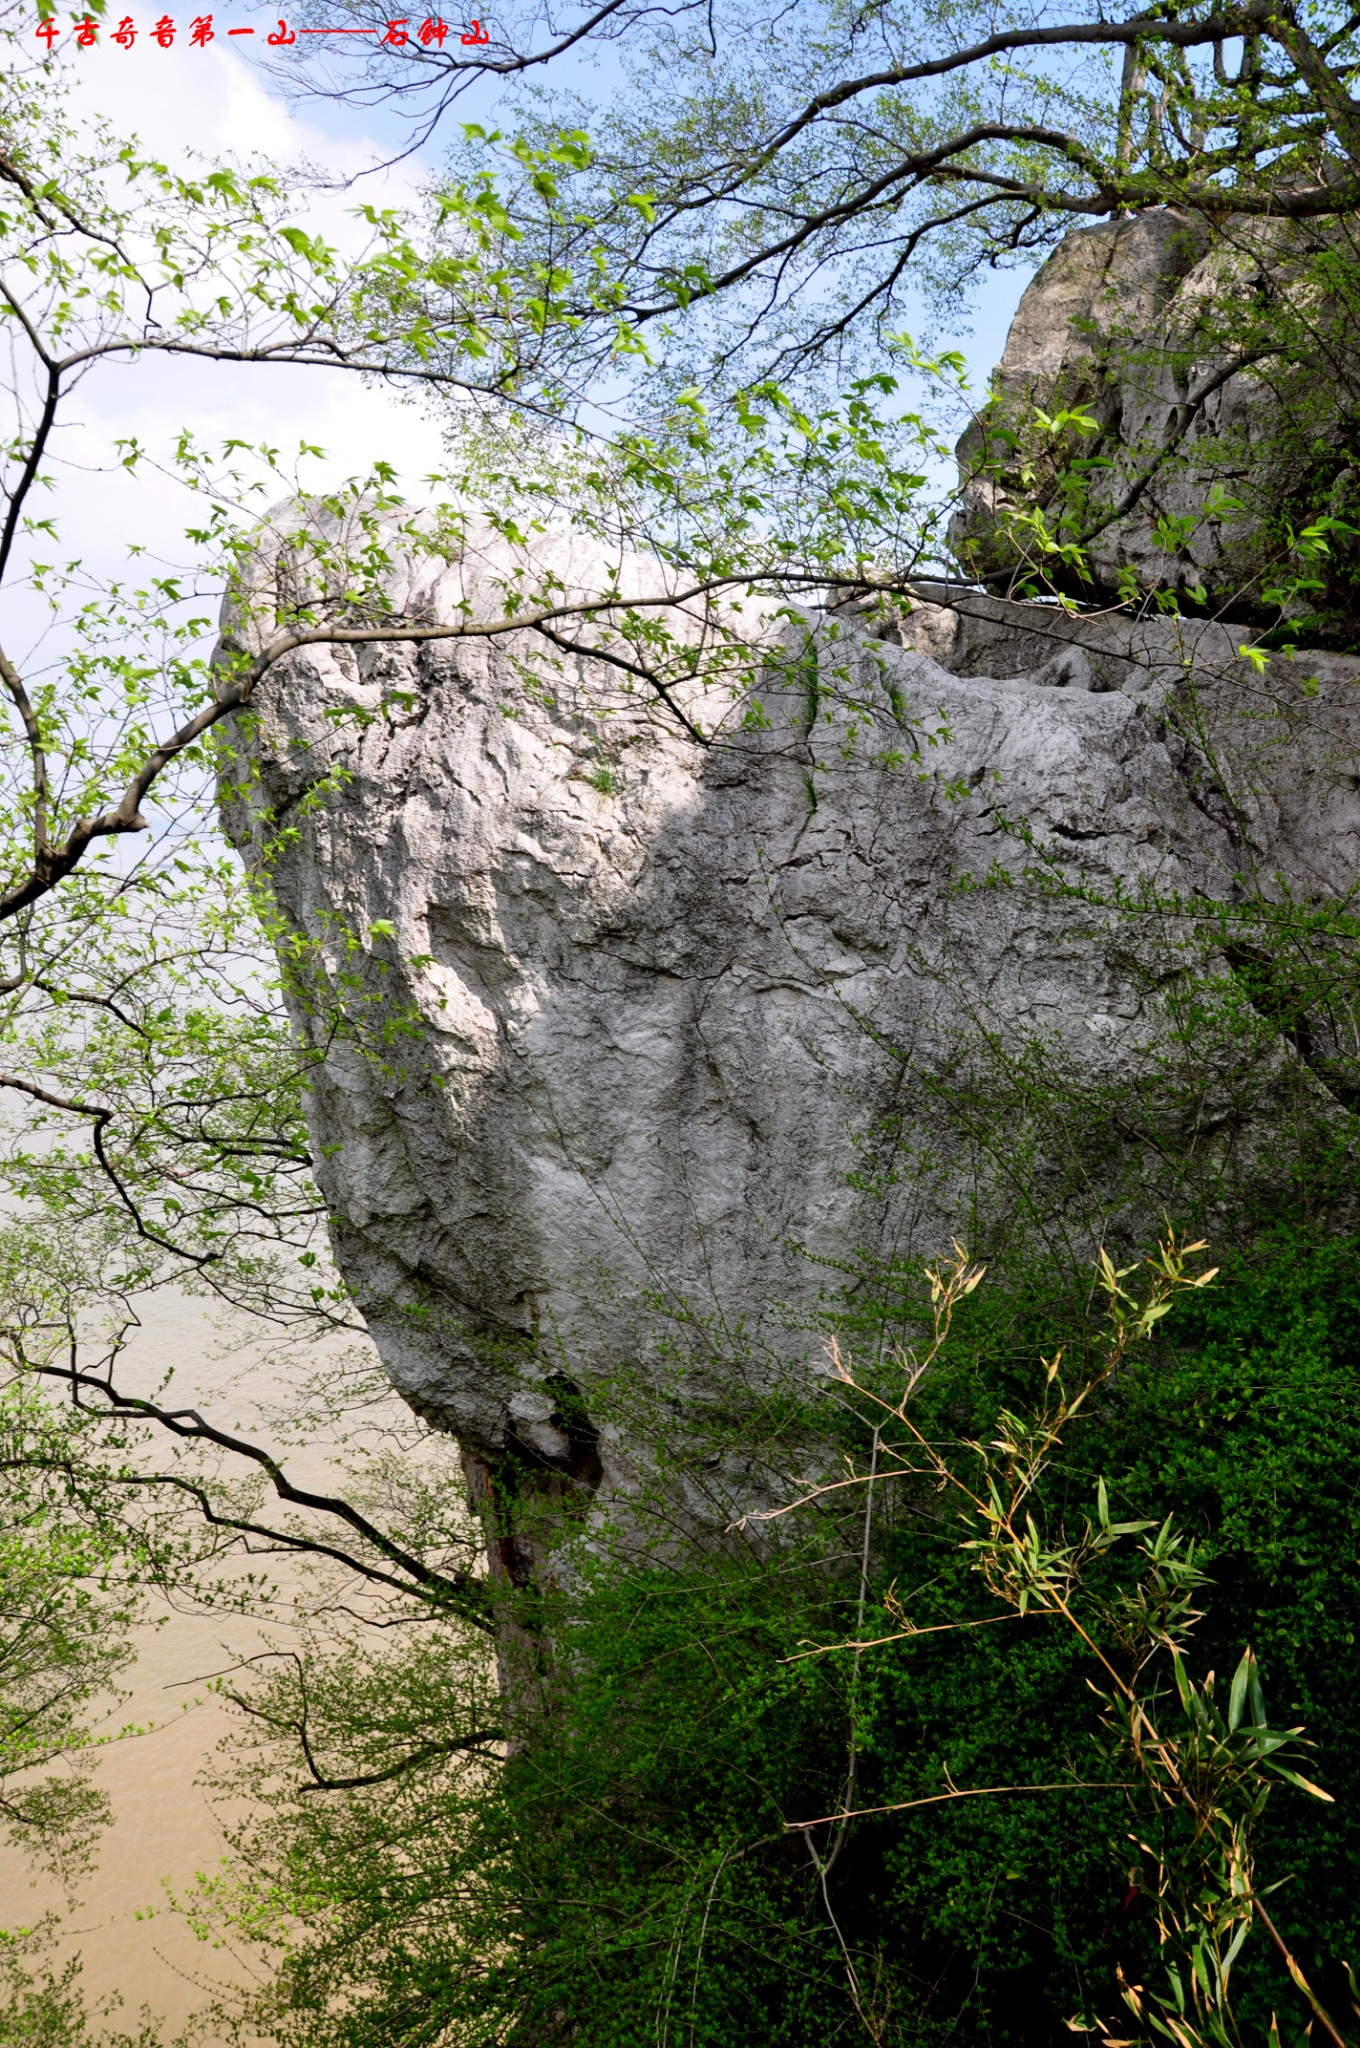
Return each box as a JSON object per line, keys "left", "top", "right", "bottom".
{"left": 153, "top": 1230, "right": 1356, "bottom": 2048}
{"left": 7, "top": 1, "right": 1360, "bottom": 2043}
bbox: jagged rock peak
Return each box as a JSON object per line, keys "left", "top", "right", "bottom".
{"left": 950, "top": 208, "right": 1360, "bottom": 629}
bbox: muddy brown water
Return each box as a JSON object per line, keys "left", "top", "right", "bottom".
{"left": 0, "top": 1291, "right": 417, "bottom": 2043}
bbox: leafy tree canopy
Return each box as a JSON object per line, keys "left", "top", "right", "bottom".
{"left": 272, "top": 0, "right": 1360, "bottom": 391}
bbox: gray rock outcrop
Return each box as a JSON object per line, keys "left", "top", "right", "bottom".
{"left": 220, "top": 512, "right": 1360, "bottom": 1565}
{"left": 949, "top": 207, "right": 1360, "bottom": 624}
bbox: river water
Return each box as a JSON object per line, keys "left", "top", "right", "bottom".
{"left": 0, "top": 1288, "right": 416, "bottom": 2044}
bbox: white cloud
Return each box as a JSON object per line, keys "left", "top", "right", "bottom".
{"left": 11, "top": 29, "right": 460, "bottom": 670}
{"left": 63, "top": 17, "right": 405, "bottom": 177}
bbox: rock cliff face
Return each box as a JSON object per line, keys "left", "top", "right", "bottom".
{"left": 220, "top": 515, "right": 1360, "bottom": 1557}
{"left": 949, "top": 208, "right": 1360, "bottom": 624}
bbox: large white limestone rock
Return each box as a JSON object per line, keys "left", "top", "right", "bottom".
{"left": 219, "top": 518, "right": 1360, "bottom": 1544}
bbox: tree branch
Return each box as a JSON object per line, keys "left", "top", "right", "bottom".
{"left": 1257, "top": 0, "right": 1360, "bottom": 171}
{"left": 0, "top": 355, "right": 60, "bottom": 588}
{"left": 13, "top": 1345, "right": 494, "bottom": 1630}
{"left": 0, "top": 562, "right": 878, "bottom": 924}
{"left": 0, "top": 641, "right": 50, "bottom": 861}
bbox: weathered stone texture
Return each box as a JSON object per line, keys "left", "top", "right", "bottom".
{"left": 949, "top": 208, "right": 1360, "bottom": 619}
{"left": 220, "top": 523, "right": 1360, "bottom": 1536}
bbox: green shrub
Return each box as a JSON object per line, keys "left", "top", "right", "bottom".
{"left": 209, "top": 1232, "right": 1360, "bottom": 2046}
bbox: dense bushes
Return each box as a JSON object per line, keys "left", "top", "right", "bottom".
{"left": 212, "top": 1229, "right": 1360, "bottom": 2045}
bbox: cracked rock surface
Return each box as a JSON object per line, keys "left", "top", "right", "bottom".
{"left": 220, "top": 524, "right": 1360, "bottom": 1538}
{"left": 949, "top": 208, "right": 1360, "bottom": 620}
